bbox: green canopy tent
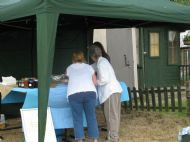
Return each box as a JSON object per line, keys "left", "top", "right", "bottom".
{"left": 1, "top": 0, "right": 190, "bottom": 141}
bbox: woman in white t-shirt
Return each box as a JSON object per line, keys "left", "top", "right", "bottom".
{"left": 66, "top": 51, "right": 99, "bottom": 142}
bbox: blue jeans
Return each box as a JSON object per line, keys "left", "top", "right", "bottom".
{"left": 68, "top": 91, "right": 99, "bottom": 140}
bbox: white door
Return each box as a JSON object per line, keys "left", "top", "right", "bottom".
{"left": 106, "top": 28, "right": 138, "bottom": 88}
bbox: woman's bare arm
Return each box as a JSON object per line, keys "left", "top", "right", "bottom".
{"left": 92, "top": 73, "right": 97, "bottom": 85}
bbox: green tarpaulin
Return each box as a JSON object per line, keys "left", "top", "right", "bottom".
{"left": 1, "top": 0, "right": 190, "bottom": 142}
{"left": 1, "top": 0, "right": 190, "bottom": 23}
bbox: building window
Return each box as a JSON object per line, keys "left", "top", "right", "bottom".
{"left": 168, "top": 31, "right": 178, "bottom": 64}
{"left": 150, "top": 32, "right": 160, "bottom": 57}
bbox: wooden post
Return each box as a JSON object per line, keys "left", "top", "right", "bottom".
{"left": 158, "top": 87, "right": 162, "bottom": 112}
{"left": 186, "top": 81, "right": 190, "bottom": 116}
{"left": 186, "top": 66, "right": 188, "bottom": 81}
{"left": 127, "top": 87, "right": 133, "bottom": 111}
{"left": 145, "top": 88, "right": 150, "bottom": 111}
{"left": 133, "top": 87, "right": 138, "bottom": 110}
{"left": 183, "top": 66, "right": 185, "bottom": 84}
{"left": 171, "top": 86, "right": 175, "bottom": 112}
{"left": 164, "top": 87, "right": 169, "bottom": 112}
{"left": 151, "top": 87, "right": 156, "bottom": 111}
{"left": 139, "top": 88, "right": 144, "bottom": 111}
{"left": 177, "top": 86, "right": 182, "bottom": 112}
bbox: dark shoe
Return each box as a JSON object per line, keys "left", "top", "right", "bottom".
{"left": 101, "top": 127, "right": 107, "bottom": 131}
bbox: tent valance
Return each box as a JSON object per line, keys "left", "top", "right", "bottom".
{"left": 1, "top": 0, "right": 190, "bottom": 24}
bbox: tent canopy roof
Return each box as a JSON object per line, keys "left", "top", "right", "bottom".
{"left": 1, "top": 0, "right": 190, "bottom": 24}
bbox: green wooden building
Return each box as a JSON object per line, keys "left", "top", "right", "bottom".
{"left": 138, "top": 27, "right": 181, "bottom": 88}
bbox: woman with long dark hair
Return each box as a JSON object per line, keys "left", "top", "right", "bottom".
{"left": 93, "top": 41, "right": 111, "bottom": 62}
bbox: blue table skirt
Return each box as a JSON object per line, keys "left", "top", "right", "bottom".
{"left": 1, "top": 91, "right": 26, "bottom": 104}
{"left": 2, "top": 82, "right": 129, "bottom": 129}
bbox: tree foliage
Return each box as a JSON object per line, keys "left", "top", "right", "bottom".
{"left": 171, "top": 0, "right": 190, "bottom": 5}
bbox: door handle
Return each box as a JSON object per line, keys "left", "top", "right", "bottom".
{"left": 143, "top": 51, "right": 148, "bottom": 55}
{"left": 124, "top": 54, "right": 130, "bottom": 67}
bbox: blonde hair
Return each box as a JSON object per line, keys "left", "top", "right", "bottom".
{"left": 72, "top": 51, "right": 86, "bottom": 63}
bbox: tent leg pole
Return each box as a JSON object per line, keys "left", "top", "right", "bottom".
{"left": 36, "top": 12, "right": 59, "bottom": 142}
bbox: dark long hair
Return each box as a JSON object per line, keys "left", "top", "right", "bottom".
{"left": 93, "top": 41, "right": 111, "bottom": 62}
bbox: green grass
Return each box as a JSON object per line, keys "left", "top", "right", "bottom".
{"left": 124, "top": 95, "right": 190, "bottom": 118}
{"left": 151, "top": 97, "right": 189, "bottom": 118}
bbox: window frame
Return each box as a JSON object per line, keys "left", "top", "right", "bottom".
{"left": 167, "top": 30, "right": 179, "bottom": 65}
{"left": 149, "top": 32, "right": 160, "bottom": 58}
